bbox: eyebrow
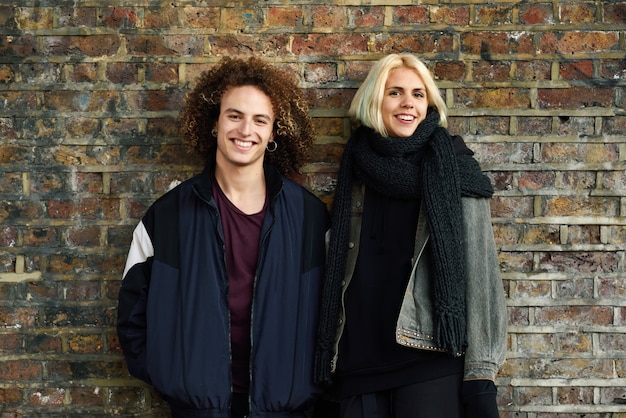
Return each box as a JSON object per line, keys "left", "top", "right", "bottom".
{"left": 224, "top": 108, "right": 273, "bottom": 120}
{"left": 385, "top": 86, "right": 425, "bottom": 92}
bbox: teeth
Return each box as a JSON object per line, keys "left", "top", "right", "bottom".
{"left": 398, "top": 115, "right": 414, "bottom": 121}
{"left": 234, "top": 139, "right": 252, "bottom": 148}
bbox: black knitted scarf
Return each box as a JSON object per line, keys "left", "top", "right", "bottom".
{"left": 314, "top": 110, "right": 494, "bottom": 384}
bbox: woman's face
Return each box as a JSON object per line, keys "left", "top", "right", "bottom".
{"left": 381, "top": 66, "right": 429, "bottom": 138}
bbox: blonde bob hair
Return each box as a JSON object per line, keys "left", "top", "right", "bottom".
{"left": 348, "top": 53, "right": 448, "bottom": 137}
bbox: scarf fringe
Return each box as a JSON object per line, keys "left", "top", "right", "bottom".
{"left": 435, "top": 313, "right": 468, "bottom": 357}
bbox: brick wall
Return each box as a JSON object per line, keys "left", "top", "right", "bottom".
{"left": 0, "top": 1, "right": 625, "bottom": 417}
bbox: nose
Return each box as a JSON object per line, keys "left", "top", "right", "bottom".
{"left": 238, "top": 120, "right": 252, "bottom": 136}
{"left": 401, "top": 96, "right": 415, "bottom": 108}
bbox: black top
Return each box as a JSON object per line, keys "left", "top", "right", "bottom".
{"left": 335, "top": 186, "right": 463, "bottom": 397}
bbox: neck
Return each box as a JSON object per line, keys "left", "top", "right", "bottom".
{"left": 214, "top": 162, "right": 266, "bottom": 215}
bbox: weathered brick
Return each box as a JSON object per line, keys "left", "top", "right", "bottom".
{"left": 350, "top": 7, "right": 384, "bottom": 27}
{"left": 43, "top": 35, "right": 121, "bottom": 57}
{"left": 560, "top": 3, "right": 596, "bottom": 23}
{"left": 541, "top": 143, "right": 618, "bottom": 163}
{"left": 375, "top": 32, "right": 454, "bottom": 54}
{"left": 393, "top": 6, "right": 429, "bottom": 25}
{"left": 57, "top": 7, "right": 97, "bottom": 28}
{"left": 559, "top": 60, "right": 593, "bottom": 80}
{"left": 304, "top": 63, "right": 338, "bottom": 84}
{"left": 312, "top": 6, "right": 347, "bottom": 27}
{"left": 540, "top": 31, "right": 620, "bottom": 54}
{"left": 539, "top": 251, "right": 620, "bottom": 273}
{"left": 183, "top": 6, "right": 220, "bottom": 29}
{"left": 515, "top": 60, "right": 552, "bottom": 82}
{"left": 102, "top": 7, "right": 138, "bottom": 28}
{"left": 431, "top": 6, "right": 469, "bottom": 25}
{"left": 538, "top": 86, "right": 614, "bottom": 109}
{"left": 3, "top": 1, "right": 626, "bottom": 416}
{"left": 475, "top": 115, "right": 510, "bottom": 134}
{"left": 28, "top": 388, "right": 65, "bottom": 407}
{"left": 0, "top": 360, "right": 42, "bottom": 381}
{"left": 292, "top": 34, "right": 369, "bottom": 56}
{"left": 454, "top": 88, "right": 531, "bottom": 109}
{"left": 519, "top": 3, "right": 554, "bottom": 25}
{"left": 433, "top": 61, "right": 466, "bottom": 81}
{"left": 603, "top": 3, "right": 626, "bottom": 24}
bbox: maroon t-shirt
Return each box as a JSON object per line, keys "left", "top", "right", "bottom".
{"left": 213, "top": 180, "right": 267, "bottom": 394}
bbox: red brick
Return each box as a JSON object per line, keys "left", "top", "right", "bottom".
{"left": 603, "top": 3, "right": 626, "bottom": 23}
{"left": 68, "top": 333, "right": 104, "bottom": 353}
{"left": 454, "top": 88, "right": 531, "bottom": 109}
{"left": 520, "top": 3, "right": 554, "bottom": 24}
{"left": 540, "top": 31, "right": 619, "bottom": 53}
{"left": 183, "top": 6, "right": 220, "bottom": 29}
{"left": 312, "top": 6, "right": 347, "bottom": 27}
{"left": 105, "top": 62, "right": 138, "bottom": 84}
{"left": 490, "top": 196, "right": 534, "bottom": 218}
{"left": 57, "top": 7, "right": 97, "bottom": 27}
{"left": 431, "top": 6, "right": 469, "bottom": 25}
{"left": 539, "top": 251, "right": 620, "bottom": 273}
{"left": 351, "top": 7, "right": 384, "bottom": 27}
{"left": 144, "top": 7, "right": 179, "bottom": 28}
{"left": 541, "top": 143, "right": 618, "bottom": 163}
{"left": 538, "top": 86, "right": 614, "bottom": 109}
{"left": 102, "top": 7, "right": 138, "bottom": 28}
{"left": 376, "top": 32, "right": 454, "bottom": 54}
{"left": 221, "top": 7, "right": 261, "bottom": 32}
{"left": 472, "top": 62, "right": 511, "bottom": 82}
{"left": 67, "top": 226, "right": 102, "bottom": 247}
{"left": 0, "top": 360, "right": 42, "bottom": 380}
{"left": 0, "top": 34, "right": 38, "bottom": 56}
{"left": 23, "top": 333, "right": 63, "bottom": 353}
{"left": 126, "top": 34, "right": 205, "bottom": 56}
{"left": 522, "top": 225, "right": 560, "bottom": 245}
{"left": 0, "top": 388, "right": 24, "bottom": 407}
{"left": 475, "top": 4, "right": 514, "bottom": 25}
{"left": 394, "top": 6, "right": 429, "bottom": 25}
{"left": 556, "top": 279, "right": 594, "bottom": 299}
{"left": 433, "top": 61, "right": 466, "bottom": 81}
{"left": 475, "top": 116, "right": 510, "bottom": 134}
{"left": 268, "top": 7, "right": 304, "bottom": 27}
{"left": 559, "top": 60, "right": 593, "bottom": 80}
{"left": 304, "top": 63, "right": 337, "bottom": 84}
{"left": 292, "top": 34, "right": 369, "bottom": 56}
{"left": 69, "top": 387, "right": 103, "bottom": 407}
{"left": 43, "top": 35, "right": 121, "bottom": 57}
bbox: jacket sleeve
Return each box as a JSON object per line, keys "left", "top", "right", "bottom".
{"left": 462, "top": 197, "right": 508, "bottom": 382}
{"left": 117, "top": 221, "right": 154, "bottom": 384}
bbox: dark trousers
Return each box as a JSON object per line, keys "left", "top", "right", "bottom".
{"left": 340, "top": 373, "right": 463, "bottom": 418}
{"left": 232, "top": 392, "right": 249, "bottom": 418}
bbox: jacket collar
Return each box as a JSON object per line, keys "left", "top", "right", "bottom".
{"left": 192, "top": 152, "right": 283, "bottom": 205}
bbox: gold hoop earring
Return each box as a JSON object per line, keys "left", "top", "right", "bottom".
{"left": 267, "top": 141, "right": 278, "bottom": 153}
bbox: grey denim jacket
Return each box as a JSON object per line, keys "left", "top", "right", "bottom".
{"left": 331, "top": 184, "right": 508, "bottom": 382}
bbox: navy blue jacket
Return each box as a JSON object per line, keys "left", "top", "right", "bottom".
{"left": 117, "top": 161, "right": 329, "bottom": 418}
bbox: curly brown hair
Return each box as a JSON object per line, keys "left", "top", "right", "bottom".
{"left": 179, "top": 56, "right": 315, "bottom": 176}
